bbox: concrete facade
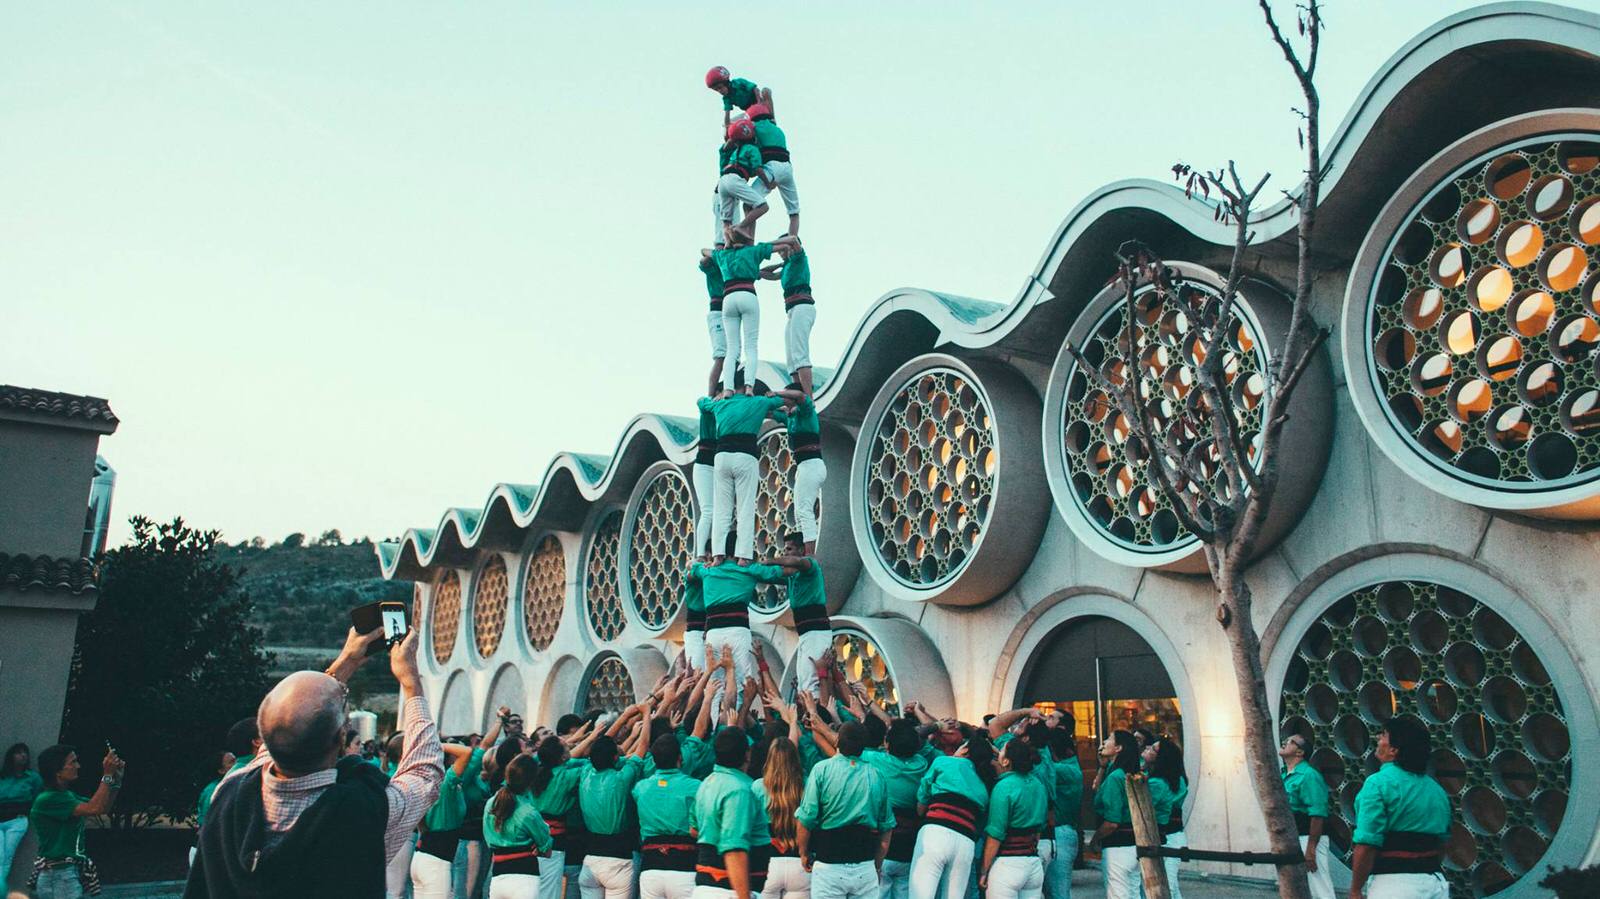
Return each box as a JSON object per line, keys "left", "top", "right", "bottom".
{"left": 377, "top": 6, "right": 1600, "bottom": 895}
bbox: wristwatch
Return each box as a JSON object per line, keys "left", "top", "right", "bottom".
{"left": 101, "top": 775, "right": 121, "bottom": 787}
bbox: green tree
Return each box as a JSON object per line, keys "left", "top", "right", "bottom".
{"left": 281, "top": 532, "right": 306, "bottom": 548}
{"left": 314, "top": 529, "right": 343, "bottom": 547}
{"left": 61, "top": 516, "right": 273, "bottom": 827}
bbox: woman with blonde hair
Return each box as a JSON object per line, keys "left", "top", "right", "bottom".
{"left": 755, "top": 733, "right": 809, "bottom": 899}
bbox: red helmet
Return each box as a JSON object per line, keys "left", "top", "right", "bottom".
{"left": 726, "top": 119, "right": 755, "bottom": 143}
{"left": 746, "top": 103, "right": 772, "bottom": 120}
{"left": 705, "top": 66, "right": 731, "bottom": 89}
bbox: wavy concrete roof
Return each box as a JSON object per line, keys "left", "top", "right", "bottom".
{"left": 378, "top": 2, "right": 1600, "bottom": 581}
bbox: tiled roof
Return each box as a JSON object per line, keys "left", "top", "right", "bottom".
{"left": 0, "top": 385, "right": 119, "bottom": 430}
{"left": 0, "top": 553, "right": 100, "bottom": 595}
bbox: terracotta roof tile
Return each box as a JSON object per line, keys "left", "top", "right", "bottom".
{"left": 0, "top": 553, "right": 100, "bottom": 595}
{"left": 0, "top": 385, "right": 118, "bottom": 427}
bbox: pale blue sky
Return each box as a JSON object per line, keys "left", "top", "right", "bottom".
{"left": 9, "top": 1, "right": 1593, "bottom": 547}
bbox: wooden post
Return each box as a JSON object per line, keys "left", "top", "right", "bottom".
{"left": 1126, "top": 772, "right": 1171, "bottom": 899}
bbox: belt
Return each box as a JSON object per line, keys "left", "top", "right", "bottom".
{"left": 722, "top": 281, "right": 756, "bottom": 298}
{"left": 1373, "top": 831, "right": 1443, "bottom": 875}
{"left": 417, "top": 829, "right": 460, "bottom": 861}
{"left": 887, "top": 807, "right": 920, "bottom": 862}
{"left": 491, "top": 845, "right": 544, "bottom": 876}
{"left": 696, "top": 445, "right": 718, "bottom": 465}
{"left": 784, "top": 294, "right": 814, "bottom": 308}
{"left": 998, "top": 829, "right": 1040, "bottom": 857}
{"left": 686, "top": 608, "right": 707, "bottom": 632}
{"left": 641, "top": 835, "right": 698, "bottom": 872}
{"left": 923, "top": 793, "right": 981, "bottom": 842}
{"left": 792, "top": 603, "right": 832, "bottom": 635}
{"left": 717, "top": 433, "right": 759, "bottom": 457}
{"left": 723, "top": 165, "right": 758, "bottom": 179}
{"left": 813, "top": 824, "right": 879, "bottom": 864}
{"left": 706, "top": 606, "right": 750, "bottom": 630}
{"left": 709, "top": 298, "right": 723, "bottom": 312}
{"left": 587, "top": 829, "right": 637, "bottom": 859}
{"left": 761, "top": 148, "right": 791, "bottom": 162}
{"left": 1100, "top": 824, "right": 1136, "bottom": 848}
{"left": 788, "top": 431, "right": 821, "bottom": 464}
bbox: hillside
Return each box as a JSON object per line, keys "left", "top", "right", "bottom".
{"left": 221, "top": 540, "right": 410, "bottom": 648}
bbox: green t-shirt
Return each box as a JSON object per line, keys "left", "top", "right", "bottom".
{"left": 423, "top": 765, "right": 469, "bottom": 832}
{"left": 752, "top": 118, "right": 786, "bottom": 153}
{"left": 796, "top": 754, "right": 893, "bottom": 832}
{"left": 196, "top": 779, "right": 221, "bottom": 828}
{"left": 701, "top": 393, "right": 783, "bottom": 440}
{"left": 723, "top": 78, "right": 760, "bottom": 112}
{"left": 580, "top": 758, "right": 645, "bottom": 836}
{"left": 698, "top": 406, "right": 718, "bottom": 445}
{"left": 1283, "top": 762, "right": 1329, "bottom": 818}
{"left": 1052, "top": 754, "right": 1084, "bottom": 829}
{"left": 700, "top": 257, "right": 724, "bottom": 303}
{"left": 798, "top": 732, "right": 826, "bottom": 778}
{"left": 985, "top": 771, "right": 1049, "bottom": 840}
{"left": 917, "top": 755, "right": 990, "bottom": 819}
{"left": 1351, "top": 763, "right": 1452, "bottom": 847}
{"left": 1094, "top": 768, "right": 1132, "bottom": 826}
{"left": 633, "top": 768, "right": 701, "bottom": 840}
{"left": 786, "top": 559, "right": 826, "bottom": 611}
{"left": 691, "top": 561, "right": 786, "bottom": 610}
{"left": 692, "top": 765, "right": 758, "bottom": 855}
{"left": 30, "top": 789, "right": 87, "bottom": 859}
{"left": 861, "top": 749, "right": 929, "bottom": 813}
{"left": 230, "top": 753, "right": 255, "bottom": 773}
{"left": 710, "top": 245, "right": 777, "bottom": 287}
{"left": 0, "top": 770, "right": 43, "bottom": 806}
{"left": 533, "top": 759, "right": 590, "bottom": 817}
{"left": 723, "top": 142, "right": 762, "bottom": 178}
{"left": 1148, "top": 776, "right": 1179, "bottom": 827}
{"left": 483, "top": 791, "right": 554, "bottom": 852}
{"left": 780, "top": 395, "right": 820, "bottom": 439}
{"left": 682, "top": 575, "right": 705, "bottom": 616}
{"left": 680, "top": 735, "right": 715, "bottom": 780}
{"left": 779, "top": 250, "right": 811, "bottom": 299}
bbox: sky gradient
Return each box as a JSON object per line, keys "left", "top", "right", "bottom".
{"left": 10, "top": 1, "right": 1595, "bottom": 547}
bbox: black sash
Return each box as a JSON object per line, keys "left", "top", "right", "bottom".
{"left": 1293, "top": 812, "right": 1311, "bottom": 836}
{"left": 705, "top": 606, "right": 750, "bottom": 630}
{"left": 760, "top": 147, "right": 791, "bottom": 163}
{"left": 887, "top": 807, "right": 920, "bottom": 862}
{"left": 417, "top": 829, "right": 459, "bottom": 862}
{"left": 998, "top": 828, "right": 1040, "bottom": 857}
{"left": 923, "top": 793, "right": 981, "bottom": 842}
{"left": 716, "top": 434, "right": 758, "bottom": 457}
{"left": 586, "top": 829, "right": 637, "bottom": 860}
{"left": 696, "top": 445, "right": 718, "bottom": 466}
{"left": 641, "top": 835, "right": 697, "bottom": 872}
{"left": 1373, "top": 830, "right": 1443, "bottom": 875}
{"left": 722, "top": 281, "right": 756, "bottom": 298}
{"left": 1100, "top": 824, "right": 1136, "bottom": 848}
{"left": 792, "top": 603, "right": 831, "bottom": 635}
{"left": 813, "top": 824, "right": 878, "bottom": 864}
{"left": 490, "top": 845, "right": 542, "bottom": 876}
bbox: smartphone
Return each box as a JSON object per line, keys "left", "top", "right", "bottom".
{"left": 351, "top": 601, "right": 409, "bottom": 654}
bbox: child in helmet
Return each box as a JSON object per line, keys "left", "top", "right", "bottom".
{"left": 705, "top": 66, "right": 772, "bottom": 129}
{"left": 747, "top": 103, "right": 799, "bottom": 239}
{"left": 718, "top": 118, "right": 769, "bottom": 244}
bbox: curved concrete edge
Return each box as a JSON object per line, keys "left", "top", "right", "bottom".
{"left": 481, "top": 662, "right": 528, "bottom": 732}
{"left": 618, "top": 461, "right": 695, "bottom": 640}
{"left": 832, "top": 614, "right": 958, "bottom": 719}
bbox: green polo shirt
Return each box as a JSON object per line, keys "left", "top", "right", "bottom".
{"left": 1052, "top": 754, "right": 1084, "bottom": 829}
{"left": 779, "top": 395, "right": 820, "bottom": 439}
{"left": 723, "top": 78, "right": 760, "bottom": 111}
{"left": 862, "top": 749, "right": 929, "bottom": 813}
{"left": 723, "top": 142, "right": 762, "bottom": 178}
{"left": 779, "top": 250, "right": 811, "bottom": 299}
{"left": 693, "top": 765, "right": 759, "bottom": 855}
{"left": 753, "top": 118, "right": 787, "bottom": 153}
{"left": 710, "top": 245, "right": 778, "bottom": 287}
{"left": 1094, "top": 768, "right": 1132, "bottom": 825}
{"left": 745, "top": 777, "right": 773, "bottom": 845}
{"left": 700, "top": 257, "right": 724, "bottom": 303}
{"left": 423, "top": 765, "right": 470, "bottom": 833}
{"left": 692, "top": 561, "right": 786, "bottom": 610}
{"left": 533, "top": 758, "right": 591, "bottom": 818}
{"left": 1351, "top": 763, "right": 1452, "bottom": 847}
{"left": 1283, "top": 762, "right": 1329, "bottom": 818}
{"left": 1147, "top": 776, "right": 1181, "bottom": 827}
{"left": 230, "top": 753, "right": 255, "bottom": 774}
{"left": 0, "top": 771, "right": 42, "bottom": 807}
{"left": 195, "top": 779, "right": 220, "bottom": 828}
{"left": 985, "top": 771, "right": 1049, "bottom": 840}
{"left": 682, "top": 576, "right": 705, "bottom": 618}
{"left": 702, "top": 393, "right": 784, "bottom": 440}
{"left": 483, "top": 791, "right": 555, "bottom": 852}
{"left": 917, "top": 755, "right": 990, "bottom": 818}
{"left": 580, "top": 757, "right": 645, "bottom": 836}
{"left": 797, "top": 753, "right": 893, "bottom": 832}
{"left": 786, "top": 559, "right": 826, "bottom": 612}
{"left": 995, "top": 735, "right": 1056, "bottom": 810}
{"left": 634, "top": 768, "right": 701, "bottom": 840}
{"left": 30, "top": 790, "right": 87, "bottom": 859}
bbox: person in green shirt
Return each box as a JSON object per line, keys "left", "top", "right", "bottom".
{"left": 1279, "top": 733, "right": 1333, "bottom": 899}
{"left": 1088, "top": 732, "right": 1140, "bottom": 899}
{"left": 224, "top": 717, "right": 260, "bottom": 773}
{"left": 1143, "top": 738, "right": 1188, "bottom": 899}
{"left": 759, "top": 242, "right": 817, "bottom": 397}
{"left": 1348, "top": 717, "right": 1451, "bottom": 899}
{"left": 700, "top": 259, "right": 729, "bottom": 397}
{"left": 579, "top": 726, "right": 651, "bottom": 899}
{"left": 910, "top": 738, "right": 994, "bottom": 899}
{"left": 29, "top": 743, "right": 125, "bottom": 899}
{"left": 1043, "top": 724, "right": 1083, "bottom": 899}
{"left": 687, "top": 558, "right": 785, "bottom": 713}
{"left": 691, "top": 728, "right": 762, "bottom": 899}
{"left": 485, "top": 754, "right": 555, "bottom": 897}
{"left": 979, "top": 740, "right": 1048, "bottom": 899}
{"left": 717, "top": 119, "right": 771, "bottom": 246}
{"left": 456, "top": 709, "right": 510, "bottom": 899}
{"left": 693, "top": 396, "right": 720, "bottom": 563}
{"left": 705, "top": 67, "right": 771, "bottom": 127}
{"left": 766, "top": 532, "right": 831, "bottom": 696}
{"left": 531, "top": 723, "right": 601, "bottom": 899}
{"left": 769, "top": 387, "right": 825, "bottom": 553}
{"left": 0, "top": 743, "right": 44, "bottom": 885}
{"left": 987, "top": 712, "right": 1059, "bottom": 884}
{"left": 187, "top": 750, "right": 235, "bottom": 870}
{"left": 744, "top": 103, "right": 799, "bottom": 239}
{"left": 700, "top": 237, "right": 794, "bottom": 395}
{"left": 699, "top": 383, "right": 791, "bottom": 560}
{"left": 797, "top": 722, "right": 893, "bottom": 899}
{"left": 863, "top": 721, "right": 930, "bottom": 899}
{"left": 635, "top": 735, "right": 703, "bottom": 899}
{"left": 409, "top": 741, "right": 477, "bottom": 898}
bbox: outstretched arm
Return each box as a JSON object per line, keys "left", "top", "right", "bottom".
{"left": 987, "top": 708, "right": 1040, "bottom": 739}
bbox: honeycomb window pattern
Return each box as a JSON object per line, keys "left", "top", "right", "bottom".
{"left": 1062, "top": 280, "right": 1268, "bottom": 551}
{"left": 628, "top": 470, "right": 695, "bottom": 630}
{"left": 1369, "top": 136, "right": 1600, "bottom": 487}
{"left": 585, "top": 511, "right": 625, "bottom": 641}
{"left": 1278, "top": 580, "right": 1571, "bottom": 897}
{"left": 753, "top": 428, "right": 798, "bottom": 614}
{"left": 831, "top": 631, "right": 900, "bottom": 716}
{"left": 863, "top": 368, "right": 996, "bottom": 587}
{"left": 473, "top": 555, "right": 509, "bottom": 659}
{"left": 430, "top": 570, "right": 461, "bottom": 666}
{"left": 523, "top": 536, "right": 565, "bottom": 652}
{"left": 584, "top": 654, "right": 635, "bottom": 714}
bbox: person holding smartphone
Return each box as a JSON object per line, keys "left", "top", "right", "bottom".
{"left": 29, "top": 743, "right": 125, "bottom": 898}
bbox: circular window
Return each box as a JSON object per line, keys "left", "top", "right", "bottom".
{"left": 583, "top": 654, "right": 634, "bottom": 714}
{"left": 826, "top": 631, "right": 900, "bottom": 715}
{"left": 1354, "top": 129, "right": 1600, "bottom": 509}
{"left": 523, "top": 536, "right": 565, "bottom": 651}
{"left": 1278, "top": 580, "right": 1571, "bottom": 896}
{"left": 626, "top": 468, "right": 695, "bottom": 631}
{"left": 430, "top": 570, "right": 461, "bottom": 666}
{"left": 584, "top": 511, "right": 625, "bottom": 641}
{"left": 753, "top": 428, "right": 798, "bottom": 614}
{"left": 473, "top": 555, "right": 509, "bottom": 659}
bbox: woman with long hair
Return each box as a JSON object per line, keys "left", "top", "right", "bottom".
{"left": 0, "top": 743, "right": 41, "bottom": 885}
{"left": 755, "top": 737, "right": 808, "bottom": 899}
{"left": 1144, "top": 738, "right": 1188, "bottom": 899}
{"left": 484, "top": 755, "right": 553, "bottom": 899}
{"left": 1089, "top": 732, "right": 1141, "bottom": 899}
{"left": 977, "top": 740, "right": 1047, "bottom": 899}
{"left": 907, "top": 735, "right": 991, "bottom": 899}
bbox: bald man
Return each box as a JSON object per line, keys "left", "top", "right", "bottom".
{"left": 187, "top": 628, "right": 445, "bottom": 899}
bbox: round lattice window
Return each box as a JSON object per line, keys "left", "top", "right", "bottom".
{"left": 585, "top": 511, "right": 625, "bottom": 641}
{"left": 1060, "top": 279, "right": 1268, "bottom": 552}
{"left": 1278, "top": 580, "right": 1570, "bottom": 896}
{"left": 626, "top": 469, "right": 695, "bottom": 631}
{"left": 473, "top": 555, "right": 509, "bottom": 659}
{"left": 829, "top": 631, "right": 900, "bottom": 716}
{"left": 523, "top": 536, "right": 565, "bottom": 651}
{"left": 753, "top": 428, "right": 798, "bottom": 614}
{"left": 430, "top": 570, "right": 461, "bottom": 666}
{"left": 862, "top": 368, "right": 996, "bottom": 587}
{"left": 583, "top": 654, "right": 635, "bottom": 714}
{"left": 1360, "top": 132, "right": 1600, "bottom": 497}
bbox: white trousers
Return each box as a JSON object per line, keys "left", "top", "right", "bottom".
{"left": 706, "top": 625, "right": 754, "bottom": 710}
{"left": 761, "top": 856, "right": 811, "bottom": 899}
{"left": 712, "top": 452, "right": 759, "bottom": 558}
{"left": 719, "top": 174, "right": 768, "bottom": 224}
{"left": 580, "top": 855, "right": 636, "bottom": 899}
{"left": 707, "top": 311, "right": 727, "bottom": 361}
{"left": 640, "top": 869, "right": 697, "bottom": 899}
{"left": 684, "top": 629, "right": 706, "bottom": 672}
{"left": 757, "top": 161, "right": 800, "bottom": 215}
{"left": 1365, "top": 872, "right": 1448, "bottom": 898}
{"left": 810, "top": 861, "right": 877, "bottom": 899}
{"left": 711, "top": 190, "right": 724, "bottom": 246}
{"left": 491, "top": 873, "right": 541, "bottom": 899}
{"left": 792, "top": 457, "right": 826, "bottom": 543}
{"left": 1299, "top": 836, "right": 1333, "bottom": 899}
{"left": 538, "top": 850, "right": 567, "bottom": 899}
{"left": 691, "top": 887, "right": 737, "bottom": 899}
{"left": 785, "top": 304, "right": 815, "bottom": 375}
{"left": 389, "top": 838, "right": 417, "bottom": 898}
{"left": 693, "top": 462, "right": 716, "bottom": 558}
{"left": 986, "top": 856, "right": 1043, "bottom": 899}
{"left": 1154, "top": 831, "right": 1184, "bottom": 899}
{"left": 720, "top": 292, "right": 759, "bottom": 392}
{"left": 908, "top": 824, "right": 974, "bottom": 899}
{"left": 879, "top": 859, "right": 910, "bottom": 899}
{"left": 1100, "top": 845, "right": 1138, "bottom": 899}
{"left": 412, "top": 850, "right": 456, "bottom": 899}
{"left": 1044, "top": 826, "right": 1077, "bottom": 899}
{"left": 793, "top": 629, "right": 833, "bottom": 698}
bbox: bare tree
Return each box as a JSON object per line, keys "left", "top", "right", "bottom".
{"left": 1068, "top": 2, "right": 1326, "bottom": 896}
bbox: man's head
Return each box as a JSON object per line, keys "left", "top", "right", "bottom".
{"left": 783, "top": 532, "right": 804, "bottom": 556}
{"left": 886, "top": 719, "right": 921, "bottom": 759}
{"left": 1001, "top": 738, "right": 1039, "bottom": 775}
{"left": 258, "top": 671, "right": 349, "bottom": 777}
{"left": 705, "top": 66, "right": 731, "bottom": 95}
{"left": 862, "top": 715, "right": 887, "bottom": 750}
{"left": 651, "top": 733, "right": 682, "bottom": 771}
{"left": 555, "top": 714, "right": 584, "bottom": 737}
{"left": 1279, "top": 732, "right": 1311, "bottom": 763}
{"left": 836, "top": 722, "right": 869, "bottom": 758}
{"left": 37, "top": 744, "right": 79, "bottom": 790}
{"left": 713, "top": 726, "right": 748, "bottom": 769}
{"left": 1379, "top": 716, "right": 1431, "bottom": 774}
{"left": 1046, "top": 725, "right": 1074, "bottom": 762}
{"left": 225, "top": 717, "right": 260, "bottom": 759}
{"left": 751, "top": 379, "right": 772, "bottom": 397}
{"left": 776, "top": 239, "right": 801, "bottom": 261}
{"left": 1023, "top": 721, "right": 1051, "bottom": 749}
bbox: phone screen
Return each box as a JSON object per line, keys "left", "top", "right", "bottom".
{"left": 381, "top": 607, "right": 407, "bottom": 643}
